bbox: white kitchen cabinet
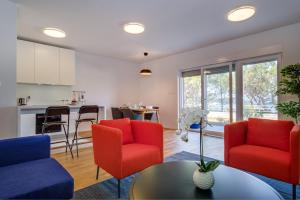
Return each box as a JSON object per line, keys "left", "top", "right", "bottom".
{"left": 59, "top": 48, "right": 76, "bottom": 85}
{"left": 17, "top": 40, "right": 76, "bottom": 85}
{"left": 17, "top": 40, "right": 35, "bottom": 83}
{"left": 35, "top": 43, "right": 60, "bottom": 85}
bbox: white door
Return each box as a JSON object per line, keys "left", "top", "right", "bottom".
{"left": 17, "top": 40, "right": 35, "bottom": 83}
{"left": 35, "top": 44, "right": 60, "bottom": 85}
{"left": 59, "top": 48, "right": 76, "bottom": 85}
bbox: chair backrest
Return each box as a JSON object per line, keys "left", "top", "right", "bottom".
{"left": 79, "top": 105, "right": 99, "bottom": 114}
{"left": 120, "top": 108, "right": 135, "bottom": 120}
{"left": 247, "top": 118, "right": 294, "bottom": 151}
{"left": 111, "top": 107, "right": 124, "bottom": 119}
{"left": 100, "top": 118, "right": 134, "bottom": 144}
{"left": 78, "top": 105, "right": 99, "bottom": 122}
{"left": 45, "top": 106, "right": 70, "bottom": 117}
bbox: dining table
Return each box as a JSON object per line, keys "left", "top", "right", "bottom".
{"left": 131, "top": 108, "right": 160, "bottom": 122}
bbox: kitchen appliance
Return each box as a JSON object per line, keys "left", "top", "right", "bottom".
{"left": 18, "top": 96, "right": 30, "bottom": 106}
{"left": 18, "top": 98, "right": 26, "bottom": 106}
{"left": 71, "top": 90, "right": 86, "bottom": 105}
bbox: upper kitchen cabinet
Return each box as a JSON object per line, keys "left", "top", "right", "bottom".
{"left": 35, "top": 43, "right": 60, "bottom": 85}
{"left": 59, "top": 48, "right": 76, "bottom": 85}
{"left": 16, "top": 39, "right": 76, "bottom": 85}
{"left": 17, "top": 40, "right": 35, "bottom": 83}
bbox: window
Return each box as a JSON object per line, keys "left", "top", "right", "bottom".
{"left": 180, "top": 54, "right": 280, "bottom": 134}
{"left": 241, "top": 60, "right": 278, "bottom": 120}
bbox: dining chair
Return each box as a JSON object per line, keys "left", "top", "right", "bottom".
{"left": 120, "top": 108, "right": 139, "bottom": 120}
{"left": 111, "top": 107, "right": 124, "bottom": 119}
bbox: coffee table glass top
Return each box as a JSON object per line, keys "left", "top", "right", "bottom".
{"left": 130, "top": 161, "right": 283, "bottom": 199}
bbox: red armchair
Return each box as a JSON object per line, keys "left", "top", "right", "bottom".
{"left": 225, "top": 118, "right": 300, "bottom": 199}
{"left": 92, "top": 118, "right": 163, "bottom": 198}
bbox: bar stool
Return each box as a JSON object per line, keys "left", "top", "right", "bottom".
{"left": 72, "top": 105, "right": 99, "bottom": 157}
{"left": 42, "top": 106, "right": 74, "bottom": 159}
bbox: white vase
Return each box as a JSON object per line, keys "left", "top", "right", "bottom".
{"left": 193, "top": 170, "right": 215, "bottom": 190}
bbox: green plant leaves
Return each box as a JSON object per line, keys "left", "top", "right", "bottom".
{"left": 276, "top": 63, "right": 300, "bottom": 123}
{"left": 196, "top": 160, "right": 220, "bottom": 173}
{"left": 277, "top": 102, "right": 300, "bottom": 121}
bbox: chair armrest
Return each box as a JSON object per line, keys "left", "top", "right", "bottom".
{"left": 92, "top": 124, "right": 122, "bottom": 178}
{"left": 0, "top": 135, "right": 50, "bottom": 167}
{"left": 224, "top": 121, "right": 248, "bottom": 165}
{"left": 131, "top": 120, "right": 164, "bottom": 162}
{"left": 290, "top": 125, "right": 300, "bottom": 184}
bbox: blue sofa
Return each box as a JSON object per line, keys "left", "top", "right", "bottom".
{"left": 0, "top": 135, "right": 74, "bottom": 199}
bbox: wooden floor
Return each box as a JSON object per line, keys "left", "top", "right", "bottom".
{"left": 52, "top": 130, "right": 224, "bottom": 191}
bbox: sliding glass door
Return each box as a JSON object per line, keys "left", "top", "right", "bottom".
{"left": 203, "top": 65, "right": 233, "bottom": 132}
{"left": 180, "top": 54, "right": 280, "bottom": 135}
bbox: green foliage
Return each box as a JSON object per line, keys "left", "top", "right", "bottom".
{"left": 276, "top": 63, "right": 300, "bottom": 123}
{"left": 243, "top": 61, "right": 277, "bottom": 106}
{"left": 196, "top": 159, "right": 220, "bottom": 173}
{"left": 206, "top": 73, "right": 229, "bottom": 112}
{"left": 183, "top": 76, "right": 201, "bottom": 108}
{"left": 277, "top": 102, "right": 300, "bottom": 119}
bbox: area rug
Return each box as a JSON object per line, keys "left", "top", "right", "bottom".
{"left": 74, "top": 151, "right": 297, "bottom": 199}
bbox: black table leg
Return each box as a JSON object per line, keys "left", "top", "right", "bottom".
{"left": 118, "top": 179, "right": 121, "bottom": 198}
{"left": 293, "top": 184, "right": 296, "bottom": 199}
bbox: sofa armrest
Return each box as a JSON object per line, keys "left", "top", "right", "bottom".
{"left": 224, "top": 121, "right": 248, "bottom": 165}
{"left": 0, "top": 135, "right": 50, "bottom": 167}
{"left": 92, "top": 124, "right": 122, "bottom": 178}
{"left": 290, "top": 125, "right": 300, "bottom": 184}
{"left": 131, "top": 120, "right": 164, "bottom": 162}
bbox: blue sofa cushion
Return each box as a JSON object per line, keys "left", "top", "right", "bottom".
{"left": 0, "top": 135, "right": 50, "bottom": 167}
{"left": 0, "top": 158, "right": 73, "bottom": 199}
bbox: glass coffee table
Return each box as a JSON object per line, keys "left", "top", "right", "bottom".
{"left": 130, "top": 161, "right": 283, "bottom": 199}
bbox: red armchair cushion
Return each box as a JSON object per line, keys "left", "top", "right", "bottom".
{"left": 121, "top": 143, "right": 161, "bottom": 178}
{"left": 100, "top": 118, "right": 133, "bottom": 144}
{"left": 247, "top": 118, "right": 294, "bottom": 151}
{"left": 229, "top": 144, "right": 290, "bottom": 182}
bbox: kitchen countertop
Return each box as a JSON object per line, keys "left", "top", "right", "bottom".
{"left": 17, "top": 104, "right": 107, "bottom": 137}
{"left": 17, "top": 104, "right": 105, "bottom": 110}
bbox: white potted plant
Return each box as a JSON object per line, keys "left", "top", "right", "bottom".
{"left": 177, "top": 107, "right": 220, "bottom": 190}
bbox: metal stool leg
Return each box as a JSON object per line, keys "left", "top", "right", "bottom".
{"left": 75, "top": 122, "right": 79, "bottom": 157}
{"left": 71, "top": 122, "right": 79, "bottom": 157}
{"left": 63, "top": 124, "right": 74, "bottom": 159}
{"left": 96, "top": 166, "right": 99, "bottom": 180}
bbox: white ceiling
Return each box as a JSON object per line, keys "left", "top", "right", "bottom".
{"left": 11, "top": 0, "right": 300, "bottom": 63}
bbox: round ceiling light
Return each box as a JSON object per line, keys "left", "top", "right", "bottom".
{"left": 123, "top": 22, "right": 145, "bottom": 34}
{"left": 43, "top": 27, "right": 66, "bottom": 38}
{"left": 227, "top": 6, "right": 256, "bottom": 22}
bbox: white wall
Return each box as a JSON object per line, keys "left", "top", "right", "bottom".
{"left": 73, "top": 52, "right": 139, "bottom": 119}
{"left": 0, "top": 0, "right": 17, "bottom": 139}
{"left": 17, "top": 84, "right": 72, "bottom": 105}
{"left": 139, "top": 22, "right": 300, "bottom": 129}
